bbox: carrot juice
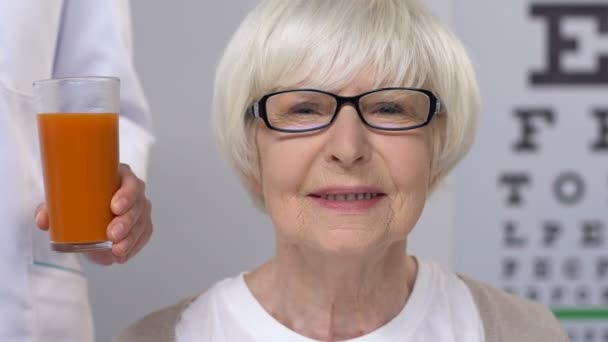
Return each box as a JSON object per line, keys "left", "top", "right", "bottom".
{"left": 37, "top": 113, "right": 119, "bottom": 248}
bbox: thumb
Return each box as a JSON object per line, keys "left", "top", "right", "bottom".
{"left": 35, "top": 203, "right": 50, "bottom": 231}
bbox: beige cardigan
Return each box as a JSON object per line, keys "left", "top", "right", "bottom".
{"left": 116, "top": 275, "right": 570, "bottom": 342}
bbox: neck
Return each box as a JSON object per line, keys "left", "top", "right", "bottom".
{"left": 245, "top": 241, "right": 417, "bottom": 341}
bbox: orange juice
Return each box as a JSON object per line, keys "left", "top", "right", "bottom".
{"left": 37, "top": 113, "right": 119, "bottom": 245}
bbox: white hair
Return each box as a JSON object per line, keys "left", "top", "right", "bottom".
{"left": 213, "top": 0, "right": 480, "bottom": 209}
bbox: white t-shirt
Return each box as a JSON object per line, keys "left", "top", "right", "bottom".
{"left": 175, "top": 258, "right": 485, "bottom": 342}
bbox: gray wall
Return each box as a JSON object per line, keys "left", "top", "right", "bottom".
{"left": 83, "top": 1, "right": 454, "bottom": 341}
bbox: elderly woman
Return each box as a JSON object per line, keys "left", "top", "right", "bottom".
{"left": 119, "top": 0, "right": 568, "bottom": 341}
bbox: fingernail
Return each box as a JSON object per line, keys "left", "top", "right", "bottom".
{"left": 112, "top": 198, "right": 126, "bottom": 213}
{"left": 111, "top": 223, "right": 125, "bottom": 241}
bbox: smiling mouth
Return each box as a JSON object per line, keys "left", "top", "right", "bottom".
{"left": 310, "top": 193, "right": 385, "bottom": 201}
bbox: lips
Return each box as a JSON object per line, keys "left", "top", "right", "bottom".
{"left": 314, "top": 193, "right": 384, "bottom": 201}
{"left": 310, "top": 186, "right": 385, "bottom": 197}
{"left": 308, "top": 187, "right": 386, "bottom": 211}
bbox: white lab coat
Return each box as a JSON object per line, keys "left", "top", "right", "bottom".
{"left": 0, "top": 1, "right": 154, "bottom": 341}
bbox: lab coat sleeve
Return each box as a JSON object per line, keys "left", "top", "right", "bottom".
{"left": 52, "top": 0, "right": 154, "bottom": 181}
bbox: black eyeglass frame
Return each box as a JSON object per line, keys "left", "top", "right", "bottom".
{"left": 250, "top": 87, "right": 442, "bottom": 133}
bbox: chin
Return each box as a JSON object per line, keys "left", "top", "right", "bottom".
{"left": 312, "top": 228, "right": 383, "bottom": 257}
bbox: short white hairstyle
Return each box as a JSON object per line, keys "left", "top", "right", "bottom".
{"left": 213, "top": 0, "right": 480, "bottom": 209}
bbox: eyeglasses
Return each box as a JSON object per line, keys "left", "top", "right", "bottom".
{"left": 250, "top": 87, "right": 442, "bottom": 133}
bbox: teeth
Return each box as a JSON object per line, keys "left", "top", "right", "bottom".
{"left": 320, "top": 193, "right": 380, "bottom": 201}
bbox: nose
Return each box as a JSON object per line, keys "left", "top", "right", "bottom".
{"left": 323, "top": 104, "right": 371, "bottom": 168}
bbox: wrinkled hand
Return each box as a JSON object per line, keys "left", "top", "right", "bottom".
{"left": 35, "top": 164, "right": 153, "bottom": 265}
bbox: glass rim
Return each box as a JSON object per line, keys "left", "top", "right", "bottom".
{"left": 33, "top": 76, "right": 120, "bottom": 87}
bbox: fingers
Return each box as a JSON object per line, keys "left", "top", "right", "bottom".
{"left": 108, "top": 195, "right": 145, "bottom": 242}
{"left": 111, "top": 164, "right": 145, "bottom": 216}
{"left": 111, "top": 198, "right": 152, "bottom": 263}
{"left": 89, "top": 163, "right": 154, "bottom": 265}
{"left": 114, "top": 220, "right": 153, "bottom": 264}
{"left": 87, "top": 197, "right": 152, "bottom": 266}
{"left": 35, "top": 203, "right": 50, "bottom": 231}
{"left": 125, "top": 222, "right": 153, "bottom": 262}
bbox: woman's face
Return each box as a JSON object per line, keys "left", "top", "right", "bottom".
{"left": 254, "top": 76, "right": 434, "bottom": 256}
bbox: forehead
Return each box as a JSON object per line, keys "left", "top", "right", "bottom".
{"left": 320, "top": 69, "right": 379, "bottom": 96}
{"left": 275, "top": 68, "right": 426, "bottom": 96}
